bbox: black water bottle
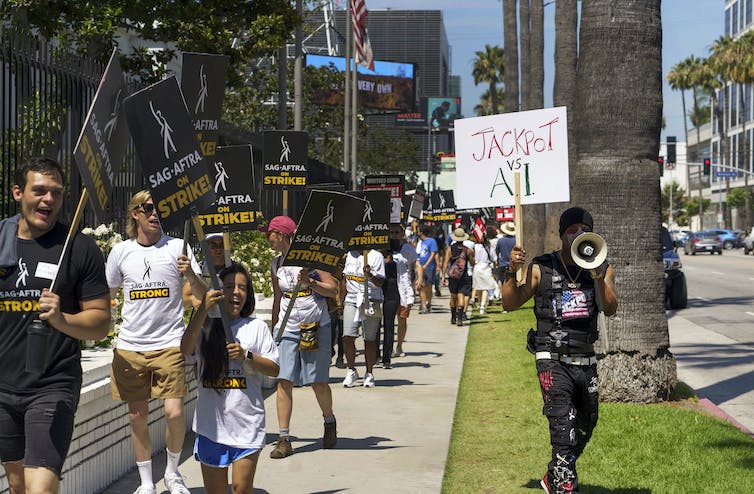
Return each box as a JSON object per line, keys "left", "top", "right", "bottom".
{"left": 25, "top": 317, "right": 52, "bottom": 375}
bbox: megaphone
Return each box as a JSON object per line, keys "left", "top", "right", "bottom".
{"left": 571, "top": 232, "right": 607, "bottom": 271}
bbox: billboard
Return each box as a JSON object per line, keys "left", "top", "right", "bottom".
{"left": 306, "top": 54, "right": 415, "bottom": 111}
{"left": 395, "top": 97, "right": 462, "bottom": 130}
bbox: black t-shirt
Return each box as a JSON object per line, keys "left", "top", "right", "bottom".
{"left": 0, "top": 222, "right": 109, "bottom": 394}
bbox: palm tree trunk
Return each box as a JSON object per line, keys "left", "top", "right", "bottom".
{"left": 489, "top": 81, "right": 499, "bottom": 114}
{"left": 519, "top": 0, "right": 531, "bottom": 111}
{"left": 720, "top": 86, "right": 731, "bottom": 228}
{"left": 548, "top": 0, "right": 578, "bottom": 252}
{"left": 530, "top": 0, "right": 544, "bottom": 110}
{"left": 573, "top": 0, "right": 676, "bottom": 403}
{"left": 693, "top": 86, "right": 704, "bottom": 230}
{"left": 503, "top": 0, "right": 519, "bottom": 112}
{"left": 680, "top": 89, "right": 691, "bottom": 203}
{"left": 740, "top": 84, "right": 750, "bottom": 231}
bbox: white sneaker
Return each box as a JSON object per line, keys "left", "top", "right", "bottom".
{"left": 164, "top": 472, "right": 190, "bottom": 494}
{"left": 343, "top": 368, "right": 359, "bottom": 387}
{"left": 363, "top": 372, "right": 375, "bottom": 388}
{"left": 479, "top": 308, "right": 486, "bottom": 315}
{"left": 133, "top": 485, "right": 156, "bottom": 494}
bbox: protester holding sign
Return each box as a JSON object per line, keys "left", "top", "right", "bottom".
{"left": 181, "top": 264, "right": 279, "bottom": 494}
{"left": 265, "top": 216, "right": 339, "bottom": 459}
{"left": 340, "top": 250, "right": 385, "bottom": 388}
{"left": 502, "top": 207, "right": 618, "bottom": 494}
{"left": 106, "top": 190, "right": 205, "bottom": 494}
{"left": 0, "top": 158, "right": 110, "bottom": 494}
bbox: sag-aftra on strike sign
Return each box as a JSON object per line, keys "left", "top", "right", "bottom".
{"left": 123, "top": 76, "right": 216, "bottom": 231}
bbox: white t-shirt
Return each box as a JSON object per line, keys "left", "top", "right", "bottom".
{"left": 106, "top": 236, "right": 201, "bottom": 351}
{"left": 397, "top": 242, "right": 418, "bottom": 306}
{"left": 463, "top": 239, "right": 475, "bottom": 275}
{"left": 474, "top": 243, "right": 492, "bottom": 265}
{"left": 192, "top": 317, "right": 279, "bottom": 449}
{"left": 273, "top": 256, "right": 328, "bottom": 333}
{"left": 343, "top": 250, "right": 386, "bottom": 303}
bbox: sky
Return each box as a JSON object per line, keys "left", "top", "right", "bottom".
{"left": 354, "top": 0, "right": 724, "bottom": 143}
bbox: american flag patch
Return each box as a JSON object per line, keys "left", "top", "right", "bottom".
{"left": 551, "top": 288, "right": 593, "bottom": 319}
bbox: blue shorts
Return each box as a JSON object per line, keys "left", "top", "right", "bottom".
{"left": 277, "top": 320, "right": 332, "bottom": 386}
{"left": 422, "top": 267, "right": 436, "bottom": 285}
{"left": 194, "top": 434, "right": 258, "bottom": 468}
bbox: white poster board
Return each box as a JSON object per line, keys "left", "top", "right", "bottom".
{"left": 454, "top": 107, "right": 570, "bottom": 209}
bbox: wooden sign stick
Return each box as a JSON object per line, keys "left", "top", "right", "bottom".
{"left": 50, "top": 189, "right": 89, "bottom": 293}
{"left": 514, "top": 172, "right": 525, "bottom": 286}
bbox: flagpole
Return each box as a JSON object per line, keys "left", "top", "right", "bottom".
{"left": 344, "top": 1, "right": 352, "bottom": 180}
{"left": 351, "top": 41, "right": 358, "bottom": 188}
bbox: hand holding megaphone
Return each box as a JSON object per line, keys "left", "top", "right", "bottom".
{"left": 571, "top": 232, "right": 608, "bottom": 278}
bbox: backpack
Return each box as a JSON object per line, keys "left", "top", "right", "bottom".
{"left": 447, "top": 243, "right": 467, "bottom": 280}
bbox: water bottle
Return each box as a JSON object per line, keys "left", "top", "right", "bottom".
{"left": 25, "top": 318, "right": 52, "bottom": 375}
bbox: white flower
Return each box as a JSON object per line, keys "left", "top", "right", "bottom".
{"left": 82, "top": 227, "right": 94, "bottom": 235}
{"left": 94, "top": 224, "right": 110, "bottom": 237}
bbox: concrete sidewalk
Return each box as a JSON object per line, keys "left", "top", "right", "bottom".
{"left": 667, "top": 311, "right": 754, "bottom": 437}
{"left": 104, "top": 294, "right": 468, "bottom": 493}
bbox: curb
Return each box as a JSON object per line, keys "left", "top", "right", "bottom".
{"left": 696, "top": 397, "right": 754, "bottom": 438}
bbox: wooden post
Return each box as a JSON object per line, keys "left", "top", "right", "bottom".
{"left": 514, "top": 172, "right": 525, "bottom": 286}
{"left": 50, "top": 189, "right": 89, "bottom": 293}
{"left": 222, "top": 227, "right": 232, "bottom": 267}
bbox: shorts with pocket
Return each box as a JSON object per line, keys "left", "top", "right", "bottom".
{"left": 277, "top": 320, "right": 332, "bottom": 386}
{"left": 0, "top": 387, "right": 79, "bottom": 478}
{"left": 342, "top": 301, "right": 381, "bottom": 341}
{"left": 111, "top": 347, "right": 187, "bottom": 401}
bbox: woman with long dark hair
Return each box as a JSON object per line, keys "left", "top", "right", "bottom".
{"left": 181, "top": 264, "right": 279, "bottom": 493}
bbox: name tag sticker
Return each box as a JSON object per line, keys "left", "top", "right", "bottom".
{"left": 35, "top": 262, "right": 59, "bottom": 281}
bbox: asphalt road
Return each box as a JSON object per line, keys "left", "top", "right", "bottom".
{"left": 677, "top": 246, "right": 754, "bottom": 345}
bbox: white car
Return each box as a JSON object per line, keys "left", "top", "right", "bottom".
{"left": 744, "top": 227, "right": 754, "bottom": 255}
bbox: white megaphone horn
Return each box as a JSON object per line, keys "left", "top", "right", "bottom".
{"left": 570, "top": 232, "right": 607, "bottom": 271}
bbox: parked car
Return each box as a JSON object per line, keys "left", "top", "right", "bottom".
{"left": 744, "top": 227, "right": 754, "bottom": 255}
{"left": 663, "top": 227, "right": 687, "bottom": 309}
{"left": 684, "top": 231, "right": 723, "bottom": 255}
{"left": 703, "top": 228, "right": 740, "bottom": 250}
{"left": 670, "top": 228, "right": 692, "bottom": 247}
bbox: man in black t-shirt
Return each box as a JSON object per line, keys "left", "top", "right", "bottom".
{"left": 0, "top": 157, "right": 110, "bottom": 493}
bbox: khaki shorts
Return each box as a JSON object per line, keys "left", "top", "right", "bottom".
{"left": 111, "top": 347, "right": 187, "bottom": 402}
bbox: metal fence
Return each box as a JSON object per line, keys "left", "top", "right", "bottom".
{"left": 1, "top": 28, "right": 143, "bottom": 234}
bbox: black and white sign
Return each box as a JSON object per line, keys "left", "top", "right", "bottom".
{"left": 123, "top": 76, "right": 216, "bottom": 231}
{"left": 408, "top": 188, "right": 426, "bottom": 219}
{"left": 180, "top": 52, "right": 229, "bottom": 157}
{"left": 283, "top": 191, "right": 366, "bottom": 273}
{"left": 263, "top": 130, "right": 308, "bottom": 189}
{"left": 73, "top": 48, "right": 129, "bottom": 219}
{"left": 347, "top": 190, "right": 390, "bottom": 251}
{"left": 197, "top": 145, "right": 258, "bottom": 233}
{"left": 424, "top": 189, "right": 456, "bottom": 221}
{"left": 363, "top": 174, "right": 405, "bottom": 223}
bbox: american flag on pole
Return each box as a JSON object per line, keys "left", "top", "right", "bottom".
{"left": 351, "top": 0, "right": 375, "bottom": 71}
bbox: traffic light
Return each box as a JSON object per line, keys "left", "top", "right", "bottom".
{"left": 703, "top": 158, "right": 711, "bottom": 176}
{"left": 658, "top": 156, "right": 664, "bottom": 177}
{"left": 431, "top": 155, "right": 441, "bottom": 174}
{"left": 667, "top": 136, "right": 677, "bottom": 164}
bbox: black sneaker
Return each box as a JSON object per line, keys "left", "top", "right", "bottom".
{"left": 451, "top": 311, "right": 457, "bottom": 324}
{"left": 456, "top": 308, "right": 464, "bottom": 327}
{"left": 323, "top": 420, "right": 337, "bottom": 449}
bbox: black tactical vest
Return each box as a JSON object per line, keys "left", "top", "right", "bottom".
{"left": 532, "top": 252, "right": 600, "bottom": 355}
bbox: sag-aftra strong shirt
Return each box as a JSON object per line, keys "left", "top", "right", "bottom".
{"left": 0, "top": 223, "right": 108, "bottom": 393}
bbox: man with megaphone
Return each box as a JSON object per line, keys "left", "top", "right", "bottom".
{"left": 502, "top": 207, "right": 618, "bottom": 494}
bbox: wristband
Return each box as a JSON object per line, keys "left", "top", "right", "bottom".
{"left": 504, "top": 269, "right": 518, "bottom": 281}
{"left": 245, "top": 350, "right": 254, "bottom": 361}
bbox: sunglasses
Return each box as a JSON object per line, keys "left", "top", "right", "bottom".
{"left": 208, "top": 242, "right": 224, "bottom": 249}
{"left": 136, "top": 203, "right": 156, "bottom": 215}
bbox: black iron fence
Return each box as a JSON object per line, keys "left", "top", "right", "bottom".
{"left": 1, "top": 28, "right": 143, "bottom": 234}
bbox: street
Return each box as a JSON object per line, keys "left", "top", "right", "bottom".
{"left": 676, "top": 247, "right": 754, "bottom": 346}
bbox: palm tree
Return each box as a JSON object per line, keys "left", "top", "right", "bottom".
{"left": 572, "top": 0, "right": 674, "bottom": 402}
{"left": 548, "top": 0, "right": 578, "bottom": 252}
{"left": 667, "top": 57, "right": 694, "bottom": 203}
{"left": 726, "top": 31, "right": 754, "bottom": 231}
{"left": 472, "top": 45, "right": 504, "bottom": 115}
{"left": 473, "top": 87, "right": 505, "bottom": 116}
{"left": 502, "top": 0, "right": 519, "bottom": 112}
{"left": 529, "top": 0, "right": 544, "bottom": 110}
{"left": 710, "top": 35, "right": 736, "bottom": 228}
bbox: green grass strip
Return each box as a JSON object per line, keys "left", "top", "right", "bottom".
{"left": 443, "top": 303, "right": 754, "bottom": 493}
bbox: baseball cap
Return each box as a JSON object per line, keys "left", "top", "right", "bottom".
{"left": 260, "top": 216, "right": 297, "bottom": 236}
{"left": 206, "top": 233, "right": 223, "bottom": 241}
